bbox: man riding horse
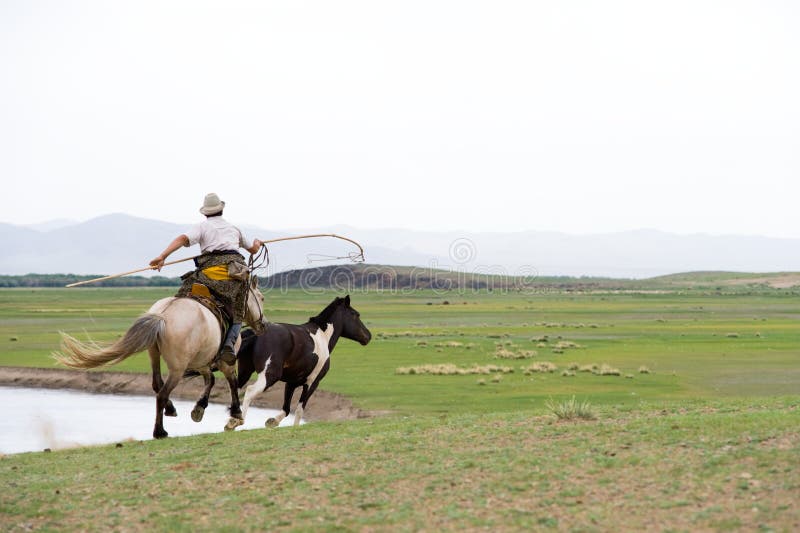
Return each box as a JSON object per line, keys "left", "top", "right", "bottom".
{"left": 149, "top": 193, "right": 264, "bottom": 364}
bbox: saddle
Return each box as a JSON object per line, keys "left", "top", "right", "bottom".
{"left": 186, "top": 283, "right": 232, "bottom": 347}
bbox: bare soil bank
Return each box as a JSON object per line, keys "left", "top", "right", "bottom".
{"left": 0, "top": 366, "right": 367, "bottom": 422}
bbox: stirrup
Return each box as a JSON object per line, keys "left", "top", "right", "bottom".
{"left": 218, "top": 346, "right": 236, "bottom": 365}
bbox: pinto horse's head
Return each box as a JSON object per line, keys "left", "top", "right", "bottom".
{"left": 336, "top": 295, "right": 371, "bottom": 345}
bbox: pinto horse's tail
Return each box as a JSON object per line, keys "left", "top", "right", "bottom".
{"left": 53, "top": 314, "right": 165, "bottom": 369}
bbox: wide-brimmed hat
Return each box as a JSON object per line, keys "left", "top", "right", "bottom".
{"left": 200, "top": 193, "right": 225, "bottom": 215}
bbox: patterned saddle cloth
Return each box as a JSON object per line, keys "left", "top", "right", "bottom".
{"left": 185, "top": 283, "right": 231, "bottom": 345}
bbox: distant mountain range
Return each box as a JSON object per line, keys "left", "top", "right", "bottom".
{"left": 2, "top": 214, "right": 800, "bottom": 278}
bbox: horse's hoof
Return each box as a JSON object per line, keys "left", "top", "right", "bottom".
{"left": 224, "top": 417, "right": 243, "bottom": 431}
{"left": 191, "top": 405, "right": 205, "bottom": 423}
{"left": 164, "top": 404, "right": 178, "bottom": 417}
{"left": 153, "top": 429, "right": 168, "bottom": 439}
{"left": 266, "top": 417, "right": 279, "bottom": 428}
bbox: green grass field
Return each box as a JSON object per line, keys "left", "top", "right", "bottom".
{"left": 2, "top": 287, "right": 798, "bottom": 412}
{"left": 1, "top": 286, "right": 798, "bottom": 531}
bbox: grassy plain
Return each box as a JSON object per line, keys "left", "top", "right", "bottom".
{"left": 1, "top": 285, "right": 799, "bottom": 530}
{"left": 2, "top": 399, "right": 798, "bottom": 531}
{"left": 1, "top": 287, "right": 798, "bottom": 412}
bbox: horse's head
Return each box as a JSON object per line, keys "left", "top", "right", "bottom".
{"left": 245, "top": 276, "right": 267, "bottom": 335}
{"left": 335, "top": 294, "right": 371, "bottom": 346}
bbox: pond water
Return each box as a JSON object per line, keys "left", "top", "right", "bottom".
{"left": 0, "top": 386, "right": 300, "bottom": 455}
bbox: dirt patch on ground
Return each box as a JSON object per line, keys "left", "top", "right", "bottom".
{"left": 0, "top": 366, "right": 367, "bottom": 422}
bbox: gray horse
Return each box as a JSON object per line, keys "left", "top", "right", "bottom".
{"left": 54, "top": 276, "right": 267, "bottom": 438}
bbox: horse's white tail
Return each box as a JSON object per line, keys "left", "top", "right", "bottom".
{"left": 53, "top": 314, "right": 165, "bottom": 369}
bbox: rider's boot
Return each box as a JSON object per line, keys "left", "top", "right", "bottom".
{"left": 219, "top": 323, "right": 242, "bottom": 365}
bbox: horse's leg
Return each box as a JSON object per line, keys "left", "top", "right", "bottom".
{"left": 191, "top": 370, "right": 215, "bottom": 423}
{"left": 293, "top": 385, "right": 309, "bottom": 426}
{"left": 293, "top": 365, "right": 328, "bottom": 427}
{"left": 149, "top": 347, "right": 176, "bottom": 417}
{"left": 153, "top": 372, "right": 182, "bottom": 439}
{"left": 238, "top": 367, "right": 267, "bottom": 424}
{"left": 294, "top": 380, "right": 322, "bottom": 427}
{"left": 267, "top": 383, "right": 298, "bottom": 428}
{"left": 229, "top": 357, "right": 282, "bottom": 430}
{"left": 221, "top": 362, "right": 243, "bottom": 431}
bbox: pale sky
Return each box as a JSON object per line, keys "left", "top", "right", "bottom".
{"left": 2, "top": 1, "right": 799, "bottom": 237}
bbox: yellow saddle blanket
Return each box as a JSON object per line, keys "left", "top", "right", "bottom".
{"left": 189, "top": 284, "right": 229, "bottom": 335}
{"left": 201, "top": 265, "right": 232, "bottom": 281}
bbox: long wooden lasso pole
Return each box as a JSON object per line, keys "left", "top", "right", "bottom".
{"left": 65, "top": 233, "right": 365, "bottom": 288}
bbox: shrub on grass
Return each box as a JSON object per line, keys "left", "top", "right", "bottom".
{"left": 435, "top": 341, "right": 464, "bottom": 348}
{"left": 396, "top": 364, "right": 513, "bottom": 376}
{"left": 597, "top": 364, "right": 620, "bottom": 376}
{"left": 382, "top": 331, "right": 429, "bottom": 338}
{"left": 495, "top": 347, "right": 537, "bottom": 360}
{"left": 521, "top": 361, "right": 557, "bottom": 374}
{"left": 554, "top": 341, "right": 582, "bottom": 350}
{"left": 638, "top": 366, "right": 651, "bottom": 374}
{"left": 545, "top": 396, "right": 596, "bottom": 421}
{"left": 495, "top": 341, "right": 515, "bottom": 348}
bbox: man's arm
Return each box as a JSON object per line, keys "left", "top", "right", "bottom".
{"left": 149, "top": 235, "right": 190, "bottom": 271}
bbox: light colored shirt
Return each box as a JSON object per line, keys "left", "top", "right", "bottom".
{"left": 185, "top": 217, "right": 253, "bottom": 253}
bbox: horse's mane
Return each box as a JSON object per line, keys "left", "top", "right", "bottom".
{"left": 309, "top": 298, "right": 343, "bottom": 329}
{"left": 241, "top": 328, "right": 258, "bottom": 341}
{"left": 239, "top": 328, "right": 258, "bottom": 357}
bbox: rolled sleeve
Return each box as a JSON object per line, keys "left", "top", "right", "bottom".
{"left": 185, "top": 224, "right": 203, "bottom": 247}
{"left": 238, "top": 230, "right": 254, "bottom": 250}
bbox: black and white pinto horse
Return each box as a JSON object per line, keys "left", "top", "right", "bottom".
{"left": 225, "top": 295, "right": 371, "bottom": 430}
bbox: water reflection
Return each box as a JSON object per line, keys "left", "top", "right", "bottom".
{"left": 0, "top": 386, "right": 299, "bottom": 454}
